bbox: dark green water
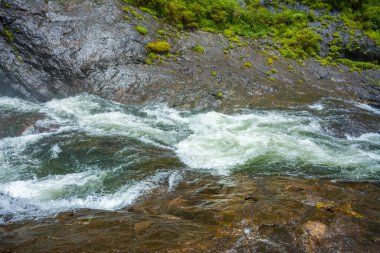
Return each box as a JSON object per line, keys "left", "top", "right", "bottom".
{"left": 0, "top": 94, "right": 379, "bottom": 223}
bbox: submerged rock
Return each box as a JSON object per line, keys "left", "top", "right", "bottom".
{"left": 303, "top": 221, "right": 328, "bottom": 240}
{"left": 1, "top": 176, "right": 379, "bottom": 252}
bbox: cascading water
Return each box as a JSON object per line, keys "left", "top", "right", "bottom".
{"left": 0, "top": 94, "right": 379, "bottom": 224}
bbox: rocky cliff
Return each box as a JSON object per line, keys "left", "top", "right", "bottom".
{"left": 1, "top": 0, "right": 379, "bottom": 109}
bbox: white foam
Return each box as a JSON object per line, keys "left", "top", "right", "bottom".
{"left": 1, "top": 171, "right": 103, "bottom": 200}
{"left": 1, "top": 94, "right": 379, "bottom": 223}
{"left": 308, "top": 102, "right": 324, "bottom": 111}
{"left": 168, "top": 171, "right": 182, "bottom": 191}
{"left": 175, "top": 111, "right": 380, "bottom": 176}
{"left": 0, "top": 170, "right": 173, "bottom": 222}
{"left": 50, "top": 144, "right": 62, "bottom": 158}
{"left": 78, "top": 111, "right": 178, "bottom": 146}
{"left": 0, "top": 97, "right": 40, "bottom": 112}
{"left": 353, "top": 101, "right": 380, "bottom": 115}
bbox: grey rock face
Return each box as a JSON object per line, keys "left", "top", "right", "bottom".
{"left": 0, "top": 0, "right": 379, "bottom": 109}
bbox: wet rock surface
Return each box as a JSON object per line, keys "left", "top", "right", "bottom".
{"left": 1, "top": 176, "right": 379, "bottom": 253}
{"left": 0, "top": 0, "right": 379, "bottom": 110}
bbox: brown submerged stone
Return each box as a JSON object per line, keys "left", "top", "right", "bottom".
{"left": 1, "top": 175, "right": 379, "bottom": 253}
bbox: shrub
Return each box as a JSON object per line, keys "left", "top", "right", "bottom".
{"left": 146, "top": 41, "right": 171, "bottom": 53}
{"left": 193, "top": 45, "right": 205, "bottom": 53}
{"left": 148, "top": 52, "right": 157, "bottom": 59}
{"left": 243, "top": 62, "right": 253, "bottom": 68}
{"left": 2, "top": 28, "right": 14, "bottom": 43}
{"left": 135, "top": 25, "right": 148, "bottom": 35}
{"left": 157, "top": 29, "right": 166, "bottom": 36}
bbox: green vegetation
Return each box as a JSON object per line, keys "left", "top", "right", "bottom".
{"left": 122, "top": 0, "right": 380, "bottom": 70}
{"left": 146, "top": 41, "right": 171, "bottom": 53}
{"left": 337, "top": 58, "right": 380, "bottom": 72}
{"left": 122, "top": 6, "right": 130, "bottom": 13}
{"left": 243, "top": 61, "right": 252, "bottom": 68}
{"left": 157, "top": 29, "right": 166, "bottom": 36}
{"left": 135, "top": 25, "right": 148, "bottom": 35}
{"left": 148, "top": 52, "right": 157, "bottom": 59}
{"left": 2, "top": 27, "right": 14, "bottom": 43}
{"left": 211, "top": 71, "right": 217, "bottom": 76}
{"left": 193, "top": 45, "right": 205, "bottom": 53}
{"left": 216, "top": 91, "right": 223, "bottom": 99}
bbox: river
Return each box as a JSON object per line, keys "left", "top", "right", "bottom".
{"left": 0, "top": 94, "right": 379, "bottom": 252}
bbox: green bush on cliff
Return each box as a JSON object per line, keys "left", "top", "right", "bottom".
{"left": 146, "top": 41, "right": 171, "bottom": 53}
{"left": 193, "top": 45, "right": 205, "bottom": 53}
{"left": 2, "top": 28, "right": 14, "bottom": 43}
{"left": 123, "top": 0, "right": 380, "bottom": 65}
{"left": 135, "top": 25, "right": 148, "bottom": 35}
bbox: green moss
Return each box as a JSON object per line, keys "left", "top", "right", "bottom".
{"left": 193, "top": 45, "right": 205, "bottom": 54}
{"left": 139, "top": 7, "right": 156, "bottom": 16}
{"left": 271, "top": 68, "right": 277, "bottom": 73}
{"left": 229, "top": 36, "right": 240, "bottom": 43}
{"left": 135, "top": 25, "right": 148, "bottom": 35}
{"left": 223, "top": 29, "right": 235, "bottom": 38}
{"left": 146, "top": 41, "right": 171, "bottom": 53}
{"left": 277, "top": 28, "right": 321, "bottom": 59}
{"left": 125, "top": 0, "right": 380, "bottom": 64}
{"left": 123, "top": 16, "right": 131, "bottom": 21}
{"left": 2, "top": 28, "right": 14, "bottom": 43}
{"left": 157, "top": 29, "right": 166, "bottom": 36}
{"left": 211, "top": 71, "right": 217, "bottom": 76}
{"left": 243, "top": 62, "right": 253, "bottom": 68}
{"left": 337, "top": 58, "right": 380, "bottom": 70}
{"left": 365, "top": 30, "right": 380, "bottom": 45}
{"left": 216, "top": 91, "right": 223, "bottom": 99}
{"left": 3, "top": 2, "right": 10, "bottom": 8}
{"left": 145, "top": 59, "right": 152, "bottom": 65}
{"left": 122, "top": 6, "right": 130, "bottom": 13}
{"left": 166, "top": 53, "right": 172, "bottom": 58}
{"left": 267, "top": 58, "right": 274, "bottom": 65}
{"left": 131, "top": 10, "right": 138, "bottom": 17}
{"left": 148, "top": 52, "right": 157, "bottom": 59}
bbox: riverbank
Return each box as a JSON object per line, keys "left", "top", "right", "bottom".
{"left": 1, "top": 0, "right": 379, "bottom": 109}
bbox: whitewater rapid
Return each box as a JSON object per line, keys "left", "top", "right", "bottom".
{"left": 0, "top": 94, "right": 379, "bottom": 223}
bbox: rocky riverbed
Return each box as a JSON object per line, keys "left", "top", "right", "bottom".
{"left": 1, "top": 175, "right": 380, "bottom": 252}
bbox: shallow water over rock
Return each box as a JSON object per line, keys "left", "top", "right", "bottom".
{"left": 0, "top": 94, "right": 379, "bottom": 252}
{"left": 1, "top": 176, "right": 379, "bottom": 252}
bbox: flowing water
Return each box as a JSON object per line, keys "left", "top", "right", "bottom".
{"left": 0, "top": 94, "right": 379, "bottom": 252}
